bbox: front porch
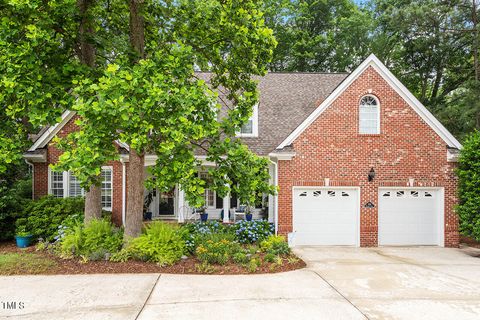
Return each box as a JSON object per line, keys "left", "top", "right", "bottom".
{"left": 139, "top": 156, "right": 276, "bottom": 224}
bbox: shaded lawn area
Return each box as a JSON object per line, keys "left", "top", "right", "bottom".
{"left": 0, "top": 252, "right": 57, "bottom": 275}
{"left": 0, "top": 241, "right": 305, "bottom": 275}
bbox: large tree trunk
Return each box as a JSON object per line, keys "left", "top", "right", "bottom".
{"left": 123, "top": 0, "right": 146, "bottom": 239}
{"left": 124, "top": 150, "right": 145, "bottom": 238}
{"left": 84, "top": 184, "right": 102, "bottom": 223}
{"left": 77, "top": 0, "right": 102, "bottom": 223}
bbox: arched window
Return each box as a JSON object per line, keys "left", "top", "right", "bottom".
{"left": 359, "top": 95, "right": 380, "bottom": 134}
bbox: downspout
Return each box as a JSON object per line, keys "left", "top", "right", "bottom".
{"left": 24, "top": 159, "right": 34, "bottom": 200}
{"left": 121, "top": 160, "right": 126, "bottom": 226}
{"left": 268, "top": 158, "right": 278, "bottom": 235}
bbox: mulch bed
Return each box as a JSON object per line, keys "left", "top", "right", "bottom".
{"left": 460, "top": 235, "right": 480, "bottom": 249}
{"left": 0, "top": 241, "right": 305, "bottom": 275}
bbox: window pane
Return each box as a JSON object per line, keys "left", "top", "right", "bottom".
{"left": 240, "top": 119, "right": 253, "bottom": 134}
{"left": 51, "top": 171, "right": 64, "bottom": 198}
{"left": 101, "top": 168, "right": 112, "bottom": 209}
{"left": 359, "top": 96, "right": 379, "bottom": 134}
{"left": 69, "top": 174, "right": 84, "bottom": 197}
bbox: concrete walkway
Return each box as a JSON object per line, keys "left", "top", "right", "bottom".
{"left": 1, "top": 247, "right": 479, "bottom": 320}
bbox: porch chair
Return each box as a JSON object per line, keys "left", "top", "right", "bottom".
{"left": 233, "top": 205, "right": 247, "bottom": 222}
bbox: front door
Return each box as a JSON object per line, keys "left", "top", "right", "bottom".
{"left": 158, "top": 188, "right": 175, "bottom": 216}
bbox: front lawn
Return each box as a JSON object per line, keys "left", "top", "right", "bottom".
{"left": 0, "top": 251, "right": 57, "bottom": 275}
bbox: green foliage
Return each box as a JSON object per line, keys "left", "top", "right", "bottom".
{"left": 232, "top": 220, "right": 275, "bottom": 244}
{"left": 57, "top": 219, "right": 123, "bottom": 261}
{"left": 15, "top": 196, "right": 84, "bottom": 242}
{"left": 264, "top": 0, "right": 480, "bottom": 139}
{"left": 0, "top": 176, "right": 31, "bottom": 241}
{"left": 122, "top": 222, "right": 186, "bottom": 266}
{"left": 457, "top": 131, "right": 480, "bottom": 241}
{"left": 195, "top": 262, "right": 215, "bottom": 274}
{"left": 0, "top": 0, "right": 83, "bottom": 173}
{"left": 232, "top": 251, "right": 250, "bottom": 264}
{"left": 247, "top": 257, "right": 261, "bottom": 273}
{"left": 260, "top": 235, "right": 290, "bottom": 256}
{"left": 264, "top": 252, "right": 276, "bottom": 263}
{"left": 195, "top": 234, "right": 241, "bottom": 265}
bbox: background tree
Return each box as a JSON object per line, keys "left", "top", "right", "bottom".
{"left": 1, "top": 0, "right": 108, "bottom": 222}
{"left": 457, "top": 131, "right": 480, "bottom": 241}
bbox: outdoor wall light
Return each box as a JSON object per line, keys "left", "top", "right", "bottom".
{"left": 368, "top": 168, "right": 375, "bottom": 182}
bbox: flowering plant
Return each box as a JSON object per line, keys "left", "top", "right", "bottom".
{"left": 232, "top": 220, "right": 274, "bottom": 244}
{"left": 182, "top": 220, "right": 229, "bottom": 252}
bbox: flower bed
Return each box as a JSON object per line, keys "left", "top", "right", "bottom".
{"left": 9, "top": 219, "right": 305, "bottom": 275}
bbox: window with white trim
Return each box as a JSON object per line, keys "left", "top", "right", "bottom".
{"left": 199, "top": 172, "right": 215, "bottom": 208}
{"left": 49, "top": 167, "right": 113, "bottom": 210}
{"left": 101, "top": 168, "right": 113, "bottom": 210}
{"left": 238, "top": 104, "right": 258, "bottom": 137}
{"left": 69, "top": 173, "right": 85, "bottom": 197}
{"left": 51, "top": 171, "right": 64, "bottom": 198}
{"left": 359, "top": 95, "right": 380, "bottom": 134}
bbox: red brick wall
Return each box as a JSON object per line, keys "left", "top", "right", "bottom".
{"left": 32, "top": 115, "right": 125, "bottom": 226}
{"left": 277, "top": 66, "right": 459, "bottom": 247}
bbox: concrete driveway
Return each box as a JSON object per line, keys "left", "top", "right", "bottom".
{"left": 1, "top": 247, "right": 479, "bottom": 320}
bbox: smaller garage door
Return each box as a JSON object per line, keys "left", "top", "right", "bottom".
{"left": 379, "top": 188, "right": 443, "bottom": 246}
{"left": 293, "top": 188, "right": 359, "bottom": 246}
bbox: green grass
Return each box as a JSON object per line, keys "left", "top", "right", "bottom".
{"left": 0, "top": 253, "right": 57, "bottom": 275}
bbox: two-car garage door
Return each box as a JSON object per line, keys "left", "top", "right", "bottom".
{"left": 292, "top": 187, "right": 443, "bottom": 246}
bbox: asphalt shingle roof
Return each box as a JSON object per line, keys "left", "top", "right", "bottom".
{"left": 198, "top": 72, "right": 349, "bottom": 155}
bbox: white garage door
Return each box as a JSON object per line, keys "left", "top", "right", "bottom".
{"left": 293, "top": 188, "right": 359, "bottom": 246}
{"left": 379, "top": 188, "right": 443, "bottom": 246}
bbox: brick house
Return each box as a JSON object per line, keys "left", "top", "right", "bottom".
{"left": 24, "top": 54, "right": 461, "bottom": 247}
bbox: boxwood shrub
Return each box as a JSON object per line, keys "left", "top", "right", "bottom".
{"left": 15, "top": 196, "right": 84, "bottom": 242}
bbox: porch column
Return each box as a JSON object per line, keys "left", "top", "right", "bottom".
{"left": 223, "top": 193, "right": 230, "bottom": 223}
{"left": 268, "top": 163, "right": 275, "bottom": 223}
{"left": 177, "top": 186, "right": 185, "bottom": 223}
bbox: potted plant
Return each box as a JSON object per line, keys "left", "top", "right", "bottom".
{"left": 245, "top": 205, "right": 253, "bottom": 221}
{"left": 197, "top": 207, "right": 208, "bottom": 222}
{"left": 143, "top": 190, "right": 154, "bottom": 220}
{"left": 15, "top": 226, "right": 33, "bottom": 248}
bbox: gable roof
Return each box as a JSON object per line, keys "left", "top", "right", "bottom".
{"left": 28, "top": 110, "right": 76, "bottom": 151}
{"left": 276, "top": 54, "right": 462, "bottom": 150}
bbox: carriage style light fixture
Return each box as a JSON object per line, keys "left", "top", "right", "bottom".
{"left": 368, "top": 168, "right": 375, "bottom": 182}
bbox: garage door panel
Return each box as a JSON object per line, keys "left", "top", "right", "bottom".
{"left": 379, "top": 188, "right": 441, "bottom": 246}
{"left": 293, "top": 188, "right": 358, "bottom": 246}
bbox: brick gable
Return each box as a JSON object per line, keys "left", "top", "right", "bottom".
{"left": 277, "top": 66, "right": 459, "bottom": 247}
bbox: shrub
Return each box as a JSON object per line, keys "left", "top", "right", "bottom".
{"left": 0, "top": 178, "right": 32, "bottom": 241}
{"left": 182, "top": 221, "right": 231, "bottom": 252}
{"left": 57, "top": 219, "right": 123, "bottom": 261}
{"left": 264, "top": 252, "right": 276, "bottom": 263}
{"left": 15, "top": 196, "right": 84, "bottom": 242}
{"left": 196, "top": 235, "right": 241, "bottom": 265}
{"left": 232, "top": 220, "right": 274, "bottom": 244}
{"left": 232, "top": 251, "right": 250, "bottom": 264}
{"left": 247, "top": 257, "right": 261, "bottom": 273}
{"left": 260, "top": 235, "right": 290, "bottom": 256}
{"left": 457, "top": 131, "right": 480, "bottom": 241}
{"left": 124, "top": 222, "right": 186, "bottom": 265}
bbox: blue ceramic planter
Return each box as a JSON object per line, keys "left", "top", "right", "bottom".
{"left": 15, "top": 235, "right": 33, "bottom": 248}
{"left": 200, "top": 213, "right": 208, "bottom": 222}
{"left": 245, "top": 213, "right": 253, "bottom": 221}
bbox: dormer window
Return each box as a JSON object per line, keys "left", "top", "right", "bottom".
{"left": 359, "top": 95, "right": 380, "bottom": 134}
{"left": 238, "top": 104, "right": 258, "bottom": 137}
